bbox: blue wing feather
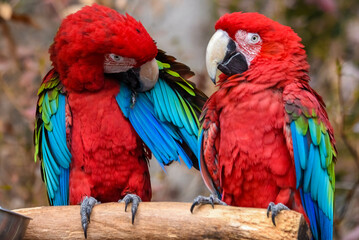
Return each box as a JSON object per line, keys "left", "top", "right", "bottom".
{"left": 117, "top": 80, "right": 198, "bottom": 169}
{"left": 290, "top": 118, "right": 334, "bottom": 240}
{"left": 40, "top": 93, "right": 71, "bottom": 205}
{"left": 290, "top": 122, "right": 303, "bottom": 188}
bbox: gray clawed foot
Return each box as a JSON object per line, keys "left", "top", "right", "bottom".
{"left": 119, "top": 194, "right": 142, "bottom": 224}
{"left": 266, "top": 202, "right": 289, "bottom": 226}
{"left": 190, "top": 194, "right": 227, "bottom": 213}
{"left": 80, "top": 196, "right": 100, "bottom": 239}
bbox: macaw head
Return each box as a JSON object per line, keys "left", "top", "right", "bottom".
{"left": 50, "top": 4, "right": 158, "bottom": 92}
{"left": 206, "top": 12, "right": 307, "bottom": 84}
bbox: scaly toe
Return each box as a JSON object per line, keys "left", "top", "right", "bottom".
{"left": 80, "top": 196, "right": 99, "bottom": 239}
{"left": 266, "top": 202, "right": 289, "bottom": 226}
{"left": 190, "top": 194, "right": 226, "bottom": 213}
{"left": 119, "top": 194, "right": 142, "bottom": 224}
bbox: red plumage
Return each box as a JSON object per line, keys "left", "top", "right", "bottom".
{"left": 48, "top": 4, "right": 157, "bottom": 204}
{"left": 200, "top": 12, "right": 335, "bottom": 226}
{"left": 68, "top": 79, "right": 151, "bottom": 204}
{"left": 50, "top": 4, "right": 157, "bottom": 92}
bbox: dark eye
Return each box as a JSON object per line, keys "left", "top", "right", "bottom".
{"left": 110, "top": 54, "right": 123, "bottom": 62}
{"left": 249, "top": 33, "right": 261, "bottom": 44}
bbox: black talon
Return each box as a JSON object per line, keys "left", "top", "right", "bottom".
{"left": 266, "top": 202, "right": 289, "bottom": 226}
{"left": 190, "top": 194, "right": 227, "bottom": 213}
{"left": 119, "top": 194, "right": 142, "bottom": 224}
{"left": 131, "top": 196, "right": 140, "bottom": 224}
{"left": 80, "top": 196, "right": 99, "bottom": 239}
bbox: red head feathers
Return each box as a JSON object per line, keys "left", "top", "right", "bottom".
{"left": 50, "top": 4, "right": 157, "bottom": 91}
{"left": 206, "top": 12, "right": 309, "bottom": 86}
{"left": 215, "top": 12, "right": 304, "bottom": 60}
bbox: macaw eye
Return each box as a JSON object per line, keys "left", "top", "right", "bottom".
{"left": 110, "top": 54, "right": 123, "bottom": 62}
{"left": 248, "top": 33, "right": 261, "bottom": 44}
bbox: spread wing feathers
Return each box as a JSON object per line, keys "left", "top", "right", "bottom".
{"left": 156, "top": 49, "right": 207, "bottom": 120}
{"left": 284, "top": 83, "right": 336, "bottom": 240}
{"left": 117, "top": 82, "right": 193, "bottom": 170}
{"left": 34, "top": 69, "right": 72, "bottom": 206}
{"left": 198, "top": 102, "right": 222, "bottom": 198}
{"left": 117, "top": 51, "right": 207, "bottom": 170}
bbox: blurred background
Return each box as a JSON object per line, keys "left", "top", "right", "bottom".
{"left": 0, "top": 0, "right": 358, "bottom": 239}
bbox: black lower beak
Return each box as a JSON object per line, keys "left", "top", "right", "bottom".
{"left": 218, "top": 39, "right": 248, "bottom": 78}
{"left": 105, "top": 68, "right": 142, "bottom": 91}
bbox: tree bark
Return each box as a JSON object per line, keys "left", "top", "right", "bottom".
{"left": 14, "top": 202, "right": 311, "bottom": 240}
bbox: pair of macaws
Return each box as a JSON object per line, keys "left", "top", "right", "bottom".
{"left": 34, "top": 4, "right": 336, "bottom": 239}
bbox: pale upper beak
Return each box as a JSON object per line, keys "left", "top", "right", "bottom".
{"left": 136, "top": 58, "right": 159, "bottom": 92}
{"left": 206, "top": 29, "right": 248, "bottom": 84}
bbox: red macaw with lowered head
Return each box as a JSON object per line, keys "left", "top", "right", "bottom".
{"left": 34, "top": 4, "right": 206, "bottom": 238}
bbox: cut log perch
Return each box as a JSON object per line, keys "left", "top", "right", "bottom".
{"left": 14, "top": 202, "right": 311, "bottom": 240}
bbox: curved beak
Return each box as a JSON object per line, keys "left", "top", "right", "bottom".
{"left": 206, "top": 29, "right": 248, "bottom": 84}
{"left": 136, "top": 58, "right": 159, "bottom": 92}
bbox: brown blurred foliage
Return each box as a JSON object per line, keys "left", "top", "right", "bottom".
{"left": 0, "top": 0, "right": 358, "bottom": 239}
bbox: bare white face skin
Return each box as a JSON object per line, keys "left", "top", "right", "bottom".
{"left": 103, "top": 53, "right": 137, "bottom": 73}
{"left": 103, "top": 53, "right": 159, "bottom": 92}
{"left": 206, "top": 29, "right": 263, "bottom": 82}
{"left": 234, "top": 30, "right": 262, "bottom": 67}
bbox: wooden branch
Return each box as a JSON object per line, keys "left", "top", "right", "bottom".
{"left": 14, "top": 202, "right": 311, "bottom": 240}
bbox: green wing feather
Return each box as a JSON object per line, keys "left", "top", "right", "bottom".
{"left": 34, "top": 69, "right": 71, "bottom": 205}
{"left": 285, "top": 86, "right": 336, "bottom": 240}
{"left": 151, "top": 49, "right": 208, "bottom": 169}
{"left": 155, "top": 49, "right": 207, "bottom": 119}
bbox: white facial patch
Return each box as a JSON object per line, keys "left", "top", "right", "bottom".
{"left": 103, "top": 54, "right": 137, "bottom": 73}
{"left": 235, "top": 30, "right": 262, "bottom": 67}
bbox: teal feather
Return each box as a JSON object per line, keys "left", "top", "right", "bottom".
{"left": 131, "top": 109, "right": 175, "bottom": 165}
{"left": 42, "top": 134, "right": 58, "bottom": 197}
{"left": 319, "top": 144, "right": 327, "bottom": 172}
{"left": 131, "top": 96, "right": 177, "bottom": 160}
{"left": 291, "top": 110, "right": 334, "bottom": 239}
{"left": 290, "top": 122, "right": 302, "bottom": 188}
{"left": 323, "top": 174, "right": 329, "bottom": 218}
{"left": 42, "top": 130, "right": 61, "bottom": 176}
{"left": 159, "top": 80, "right": 177, "bottom": 124}
{"left": 49, "top": 99, "right": 58, "bottom": 114}
{"left": 295, "top": 127, "right": 307, "bottom": 170}
{"left": 154, "top": 80, "right": 171, "bottom": 123}
{"left": 303, "top": 144, "right": 315, "bottom": 192}
{"left": 135, "top": 96, "right": 178, "bottom": 157}
{"left": 178, "top": 94, "right": 197, "bottom": 135}
{"left": 47, "top": 130, "right": 69, "bottom": 168}
{"left": 151, "top": 83, "right": 166, "bottom": 122}
{"left": 310, "top": 149, "right": 320, "bottom": 202}
{"left": 165, "top": 83, "right": 183, "bottom": 128}
{"left": 115, "top": 85, "right": 131, "bottom": 118}
{"left": 116, "top": 79, "right": 198, "bottom": 169}
{"left": 317, "top": 166, "right": 325, "bottom": 215}
{"left": 56, "top": 95, "right": 72, "bottom": 161}
{"left": 173, "top": 92, "right": 186, "bottom": 127}
{"left": 41, "top": 92, "right": 71, "bottom": 205}
{"left": 320, "top": 133, "right": 327, "bottom": 157}
{"left": 43, "top": 94, "right": 53, "bottom": 115}
{"left": 308, "top": 118, "right": 321, "bottom": 146}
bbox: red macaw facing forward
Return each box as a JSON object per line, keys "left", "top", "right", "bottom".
{"left": 191, "top": 12, "right": 336, "bottom": 240}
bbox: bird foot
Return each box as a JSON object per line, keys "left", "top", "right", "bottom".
{"left": 266, "top": 202, "right": 289, "bottom": 226}
{"left": 190, "top": 194, "right": 227, "bottom": 213}
{"left": 118, "top": 193, "right": 142, "bottom": 224}
{"left": 80, "top": 196, "right": 100, "bottom": 239}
